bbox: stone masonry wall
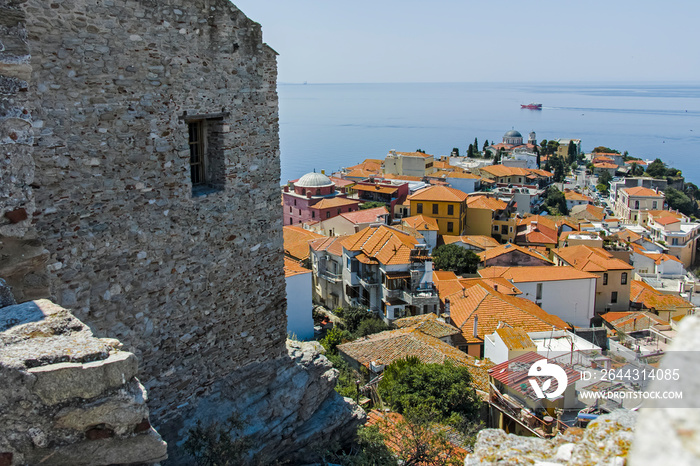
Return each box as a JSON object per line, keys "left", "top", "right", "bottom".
{"left": 0, "top": 0, "right": 34, "bottom": 239}
{"left": 0, "top": 0, "right": 51, "bottom": 304}
{"left": 0, "top": 296, "right": 167, "bottom": 464}
{"left": 23, "top": 0, "right": 287, "bottom": 426}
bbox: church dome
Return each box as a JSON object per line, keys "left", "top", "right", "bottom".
{"left": 295, "top": 171, "right": 334, "bottom": 188}
{"left": 504, "top": 129, "right": 522, "bottom": 138}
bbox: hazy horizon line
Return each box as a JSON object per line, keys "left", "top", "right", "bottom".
{"left": 278, "top": 80, "right": 700, "bottom": 86}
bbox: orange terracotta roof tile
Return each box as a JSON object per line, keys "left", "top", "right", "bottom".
{"left": 393, "top": 313, "right": 461, "bottom": 339}
{"left": 402, "top": 214, "right": 440, "bottom": 231}
{"left": 625, "top": 160, "right": 647, "bottom": 166}
{"left": 623, "top": 186, "right": 663, "bottom": 197}
{"left": 570, "top": 204, "right": 605, "bottom": 221}
{"left": 354, "top": 183, "right": 400, "bottom": 195}
{"left": 344, "top": 168, "right": 380, "bottom": 179}
{"left": 480, "top": 165, "right": 532, "bottom": 177}
{"left": 495, "top": 327, "right": 535, "bottom": 350}
{"left": 446, "top": 284, "right": 567, "bottom": 343}
{"left": 283, "top": 257, "right": 311, "bottom": 278}
{"left": 309, "top": 235, "right": 348, "bottom": 256}
{"left": 647, "top": 210, "right": 683, "bottom": 220}
{"left": 459, "top": 277, "right": 522, "bottom": 295}
{"left": 381, "top": 174, "right": 424, "bottom": 181}
{"left": 654, "top": 216, "right": 681, "bottom": 226}
{"left": 553, "top": 245, "right": 634, "bottom": 272}
{"left": 283, "top": 225, "right": 325, "bottom": 261}
{"left": 466, "top": 195, "right": 508, "bottom": 211}
{"left": 529, "top": 168, "right": 554, "bottom": 178}
{"left": 346, "top": 159, "right": 383, "bottom": 172}
{"left": 311, "top": 197, "right": 360, "bottom": 209}
{"left": 614, "top": 228, "right": 643, "bottom": 243}
{"left": 407, "top": 185, "right": 469, "bottom": 203}
{"left": 592, "top": 155, "right": 615, "bottom": 163}
{"left": 630, "top": 280, "right": 694, "bottom": 312}
{"left": 593, "top": 162, "right": 618, "bottom": 169}
{"left": 478, "top": 243, "right": 552, "bottom": 263}
{"left": 339, "top": 206, "right": 389, "bottom": 224}
{"left": 563, "top": 189, "right": 593, "bottom": 202}
{"left": 395, "top": 151, "right": 434, "bottom": 158}
{"left": 341, "top": 225, "right": 418, "bottom": 265}
{"left": 442, "top": 235, "right": 500, "bottom": 250}
{"left": 338, "top": 328, "right": 475, "bottom": 368}
{"left": 479, "top": 265, "right": 597, "bottom": 283}
{"left": 329, "top": 176, "right": 355, "bottom": 187}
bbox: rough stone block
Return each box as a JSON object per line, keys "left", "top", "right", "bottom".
{"left": 23, "top": 427, "right": 167, "bottom": 466}
{"left": 28, "top": 352, "right": 138, "bottom": 405}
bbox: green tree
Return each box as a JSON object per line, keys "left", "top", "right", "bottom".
{"left": 547, "top": 140, "right": 559, "bottom": 156}
{"left": 360, "top": 201, "right": 386, "bottom": 210}
{"left": 567, "top": 142, "right": 577, "bottom": 164}
{"left": 645, "top": 158, "right": 667, "bottom": 178}
{"left": 629, "top": 163, "right": 644, "bottom": 177}
{"left": 378, "top": 357, "right": 481, "bottom": 428}
{"left": 543, "top": 186, "right": 568, "bottom": 215}
{"left": 482, "top": 140, "right": 489, "bottom": 151}
{"left": 665, "top": 187, "right": 696, "bottom": 216}
{"left": 473, "top": 138, "right": 478, "bottom": 155}
{"left": 467, "top": 144, "right": 474, "bottom": 158}
{"left": 593, "top": 146, "right": 620, "bottom": 154}
{"left": 549, "top": 154, "right": 565, "bottom": 182}
{"left": 325, "top": 352, "right": 361, "bottom": 398}
{"left": 416, "top": 149, "right": 426, "bottom": 154}
{"left": 451, "top": 147, "right": 460, "bottom": 157}
{"left": 493, "top": 147, "right": 504, "bottom": 165}
{"left": 432, "top": 244, "right": 479, "bottom": 275}
{"left": 320, "top": 326, "right": 353, "bottom": 354}
{"left": 355, "top": 317, "right": 389, "bottom": 338}
{"left": 335, "top": 306, "right": 376, "bottom": 334}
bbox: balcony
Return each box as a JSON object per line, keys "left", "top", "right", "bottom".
{"left": 401, "top": 287, "right": 439, "bottom": 305}
{"left": 319, "top": 270, "right": 342, "bottom": 283}
{"left": 359, "top": 273, "right": 380, "bottom": 287}
{"left": 382, "top": 286, "right": 404, "bottom": 300}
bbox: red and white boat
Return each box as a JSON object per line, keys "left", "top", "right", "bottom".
{"left": 521, "top": 103, "right": 543, "bottom": 109}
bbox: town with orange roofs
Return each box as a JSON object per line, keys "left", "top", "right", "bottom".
{"left": 281, "top": 131, "right": 700, "bottom": 454}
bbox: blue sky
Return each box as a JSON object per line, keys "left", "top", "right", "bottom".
{"left": 232, "top": 0, "right": 700, "bottom": 83}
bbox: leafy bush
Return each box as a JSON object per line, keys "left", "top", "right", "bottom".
{"left": 378, "top": 357, "right": 481, "bottom": 433}
{"left": 432, "top": 244, "right": 479, "bottom": 275}
{"left": 320, "top": 326, "right": 353, "bottom": 354}
{"left": 183, "top": 415, "right": 252, "bottom": 466}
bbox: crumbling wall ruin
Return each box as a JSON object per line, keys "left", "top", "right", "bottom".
{"left": 1, "top": 0, "right": 362, "bottom": 462}
{"left": 24, "top": 0, "right": 287, "bottom": 424}
{"left": 0, "top": 294, "right": 167, "bottom": 464}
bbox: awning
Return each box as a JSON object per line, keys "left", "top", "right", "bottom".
{"left": 385, "top": 271, "right": 411, "bottom": 280}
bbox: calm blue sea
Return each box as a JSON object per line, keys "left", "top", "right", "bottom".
{"left": 278, "top": 82, "right": 700, "bottom": 185}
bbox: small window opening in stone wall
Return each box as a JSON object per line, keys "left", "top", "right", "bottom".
{"left": 182, "top": 112, "right": 229, "bottom": 197}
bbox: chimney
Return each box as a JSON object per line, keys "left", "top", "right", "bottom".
{"left": 283, "top": 186, "right": 289, "bottom": 192}
{"left": 321, "top": 169, "right": 325, "bottom": 175}
{"left": 473, "top": 314, "right": 479, "bottom": 338}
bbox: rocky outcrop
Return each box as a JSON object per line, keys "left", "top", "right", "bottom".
{"left": 0, "top": 296, "right": 167, "bottom": 465}
{"left": 164, "top": 340, "right": 366, "bottom": 464}
{"left": 465, "top": 410, "right": 637, "bottom": 466}
{"left": 629, "top": 315, "right": 700, "bottom": 466}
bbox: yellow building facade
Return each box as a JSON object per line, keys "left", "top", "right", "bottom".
{"left": 407, "top": 186, "right": 467, "bottom": 236}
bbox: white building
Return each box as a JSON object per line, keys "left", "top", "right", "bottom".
{"left": 284, "top": 258, "right": 314, "bottom": 340}
{"left": 479, "top": 266, "right": 597, "bottom": 327}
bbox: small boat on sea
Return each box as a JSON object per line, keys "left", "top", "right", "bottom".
{"left": 521, "top": 103, "right": 542, "bottom": 109}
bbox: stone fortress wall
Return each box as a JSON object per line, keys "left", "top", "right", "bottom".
{"left": 1, "top": 0, "right": 363, "bottom": 463}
